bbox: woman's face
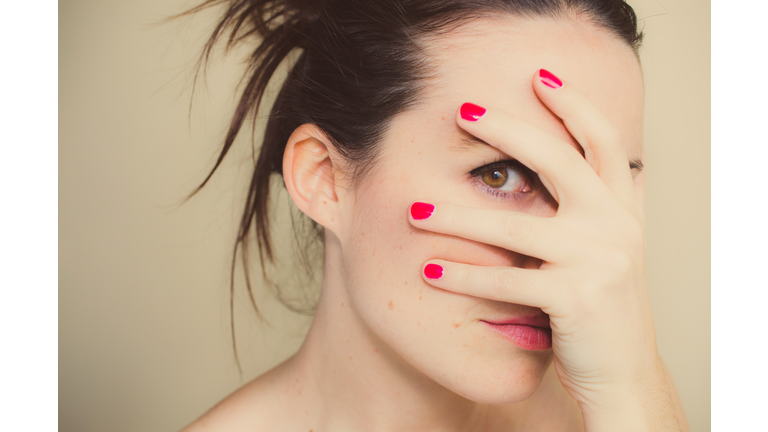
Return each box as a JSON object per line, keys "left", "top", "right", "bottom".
{"left": 334, "top": 16, "right": 644, "bottom": 404}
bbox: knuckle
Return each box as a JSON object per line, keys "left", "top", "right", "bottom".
{"left": 622, "top": 220, "right": 645, "bottom": 252}
{"left": 490, "top": 268, "right": 513, "bottom": 293}
{"left": 549, "top": 148, "right": 585, "bottom": 179}
{"left": 600, "top": 124, "right": 622, "bottom": 144}
{"left": 503, "top": 214, "right": 534, "bottom": 243}
{"left": 455, "top": 264, "right": 473, "bottom": 287}
{"left": 609, "top": 252, "right": 634, "bottom": 276}
{"left": 442, "top": 205, "right": 462, "bottom": 231}
{"left": 597, "top": 250, "right": 634, "bottom": 284}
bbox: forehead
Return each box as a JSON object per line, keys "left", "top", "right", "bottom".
{"left": 410, "top": 15, "right": 644, "bottom": 158}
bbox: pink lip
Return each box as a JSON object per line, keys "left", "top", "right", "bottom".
{"left": 481, "top": 315, "right": 552, "bottom": 351}
{"left": 481, "top": 315, "right": 550, "bottom": 328}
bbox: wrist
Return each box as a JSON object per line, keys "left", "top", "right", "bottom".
{"left": 578, "top": 354, "right": 682, "bottom": 432}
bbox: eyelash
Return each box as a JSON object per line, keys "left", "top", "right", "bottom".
{"left": 468, "top": 159, "right": 534, "bottom": 201}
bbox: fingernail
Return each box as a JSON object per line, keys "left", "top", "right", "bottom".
{"left": 424, "top": 263, "right": 443, "bottom": 279}
{"left": 410, "top": 202, "right": 434, "bottom": 220}
{"left": 539, "top": 69, "right": 562, "bottom": 89}
{"left": 460, "top": 103, "right": 486, "bottom": 121}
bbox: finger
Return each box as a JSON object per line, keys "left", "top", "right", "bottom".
{"left": 456, "top": 102, "right": 607, "bottom": 208}
{"left": 532, "top": 68, "right": 637, "bottom": 203}
{"left": 409, "top": 201, "right": 567, "bottom": 263}
{"left": 420, "top": 259, "right": 556, "bottom": 309}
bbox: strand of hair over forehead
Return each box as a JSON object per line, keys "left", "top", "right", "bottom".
{"left": 180, "top": 0, "right": 643, "bottom": 374}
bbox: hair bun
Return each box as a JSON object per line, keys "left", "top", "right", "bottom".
{"left": 283, "top": 0, "right": 324, "bottom": 43}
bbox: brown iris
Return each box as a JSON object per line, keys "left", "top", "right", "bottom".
{"left": 481, "top": 167, "right": 508, "bottom": 189}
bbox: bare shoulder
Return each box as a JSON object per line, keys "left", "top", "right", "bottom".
{"left": 178, "top": 361, "right": 293, "bottom": 432}
{"left": 497, "top": 364, "right": 585, "bottom": 432}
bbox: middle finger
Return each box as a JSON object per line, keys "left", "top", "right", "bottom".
{"left": 408, "top": 201, "right": 566, "bottom": 263}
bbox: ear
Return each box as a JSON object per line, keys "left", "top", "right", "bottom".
{"left": 282, "top": 123, "right": 345, "bottom": 236}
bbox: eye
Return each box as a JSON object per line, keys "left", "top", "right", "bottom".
{"left": 469, "top": 160, "right": 533, "bottom": 199}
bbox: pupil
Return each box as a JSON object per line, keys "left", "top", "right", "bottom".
{"left": 482, "top": 167, "right": 508, "bottom": 189}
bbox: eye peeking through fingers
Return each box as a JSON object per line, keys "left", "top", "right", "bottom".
{"left": 469, "top": 159, "right": 534, "bottom": 201}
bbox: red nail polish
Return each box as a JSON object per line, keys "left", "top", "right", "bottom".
{"left": 410, "top": 202, "right": 434, "bottom": 220}
{"left": 460, "top": 103, "right": 486, "bottom": 121}
{"left": 424, "top": 264, "right": 443, "bottom": 279}
{"left": 539, "top": 69, "right": 562, "bottom": 89}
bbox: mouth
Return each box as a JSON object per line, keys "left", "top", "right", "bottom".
{"left": 480, "top": 315, "right": 552, "bottom": 351}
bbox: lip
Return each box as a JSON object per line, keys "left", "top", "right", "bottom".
{"left": 480, "top": 315, "right": 552, "bottom": 351}
{"left": 481, "top": 315, "right": 550, "bottom": 328}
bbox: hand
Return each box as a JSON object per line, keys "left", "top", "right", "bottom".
{"left": 409, "top": 69, "right": 681, "bottom": 431}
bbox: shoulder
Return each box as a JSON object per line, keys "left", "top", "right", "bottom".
{"left": 178, "top": 362, "right": 292, "bottom": 432}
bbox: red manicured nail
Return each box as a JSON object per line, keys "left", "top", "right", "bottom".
{"left": 410, "top": 202, "right": 434, "bottom": 220}
{"left": 539, "top": 69, "right": 562, "bottom": 89}
{"left": 424, "top": 263, "right": 443, "bottom": 279}
{"left": 460, "top": 103, "right": 486, "bottom": 121}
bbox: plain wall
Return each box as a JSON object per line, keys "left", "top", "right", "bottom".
{"left": 59, "top": 0, "right": 710, "bottom": 430}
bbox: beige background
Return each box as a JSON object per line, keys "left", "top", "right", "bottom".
{"left": 60, "top": 0, "right": 710, "bottom": 430}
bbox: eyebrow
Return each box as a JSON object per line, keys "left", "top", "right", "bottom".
{"left": 455, "top": 137, "right": 644, "bottom": 171}
{"left": 629, "top": 159, "right": 644, "bottom": 171}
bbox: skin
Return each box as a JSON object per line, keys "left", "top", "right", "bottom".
{"left": 182, "top": 14, "right": 688, "bottom": 432}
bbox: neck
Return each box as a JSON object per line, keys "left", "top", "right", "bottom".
{"left": 280, "top": 238, "right": 494, "bottom": 432}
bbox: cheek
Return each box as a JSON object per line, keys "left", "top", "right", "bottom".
{"left": 341, "top": 176, "right": 542, "bottom": 348}
{"left": 341, "top": 161, "right": 549, "bottom": 327}
{"left": 343, "top": 183, "right": 526, "bottom": 319}
{"left": 338, "top": 164, "right": 552, "bottom": 402}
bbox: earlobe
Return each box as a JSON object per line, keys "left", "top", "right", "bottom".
{"left": 282, "top": 124, "right": 343, "bottom": 235}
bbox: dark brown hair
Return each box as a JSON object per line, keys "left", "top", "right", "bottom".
{"left": 182, "top": 0, "right": 643, "bottom": 364}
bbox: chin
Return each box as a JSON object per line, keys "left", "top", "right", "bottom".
{"left": 426, "top": 351, "right": 554, "bottom": 405}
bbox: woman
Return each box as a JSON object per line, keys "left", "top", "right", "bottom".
{"left": 181, "top": 0, "right": 688, "bottom": 430}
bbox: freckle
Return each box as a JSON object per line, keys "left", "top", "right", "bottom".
{"left": 419, "top": 296, "right": 422, "bottom": 300}
{"left": 441, "top": 117, "right": 445, "bottom": 120}
{"left": 349, "top": 356, "right": 353, "bottom": 360}
{"left": 405, "top": 281, "right": 407, "bottom": 285}
{"left": 298, "top": 389, "right": 301, "bottom": 395}
{"left": 388, "top": 301, "right": 394, "bottom": 310}
{"left": 396, "top": 392, "right": 400, "bottom": 396}
{"left": 296, "top": 378, "right": 299, "bottom": 382}
{"left": 341, "top": 302, "right": 344, "bottom": 307}
{"left": 323, "top": 200, "right": 327, "bottom": 204}
{"left": 453, "top": 322, "right": 460, "bottom": 328}
{"left": 463, "top": 344, "right": 467, "bottom": 348}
